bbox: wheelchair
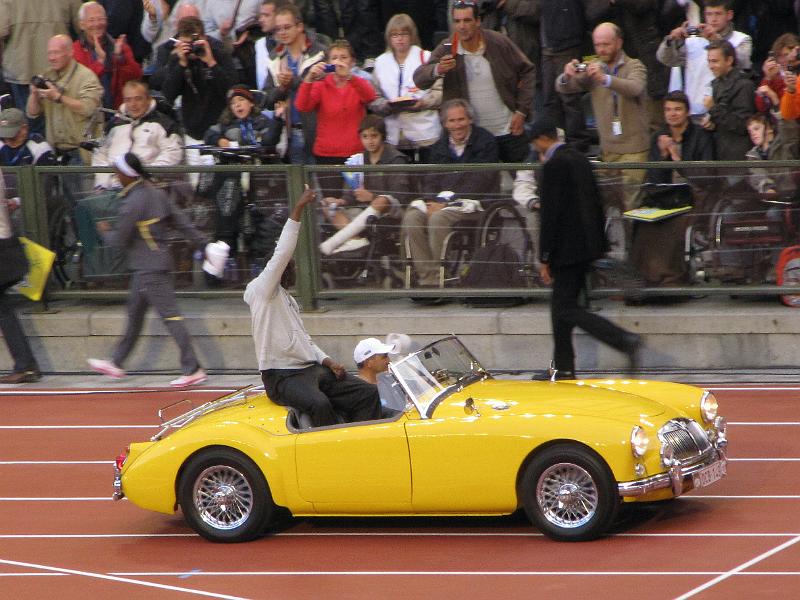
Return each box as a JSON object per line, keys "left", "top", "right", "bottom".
{"left": 685, "top": 191, "right": 800, "bottom": 284}
{"left": 404, "top": 198, "right": 535, "bottom": 289}
{"left": 319, "top": 212, "right": 405, "bottom": 289}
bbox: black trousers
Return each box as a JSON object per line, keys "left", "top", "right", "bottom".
{"left": 550, "top": 262, "right": 633, "bottom": 374}
{"left": 0, "top": 285, "right": 37, "bottom": 373}
{"left": 112, "top": 271, "right": 201, "bottom": 375}
{"left": 261, "top": 363, "right": 382, "bottom": 427}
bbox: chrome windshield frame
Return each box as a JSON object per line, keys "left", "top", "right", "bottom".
{"left": 388, "top": 336, "right": 489, "bottom": 419}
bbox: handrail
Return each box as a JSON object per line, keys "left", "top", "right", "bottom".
{"left": 8, "top": 159, "right": 800, "bottom": 310}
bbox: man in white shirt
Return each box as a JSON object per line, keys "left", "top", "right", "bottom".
{"left": 244, "top": 189, "right": 382, "bottom": 427}
{"left": 656, "top": 0, "right": 752, "bottom": 121}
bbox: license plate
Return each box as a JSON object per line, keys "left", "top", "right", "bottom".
{"left": 692, "top": 460, "right": 727, "bottom": 489}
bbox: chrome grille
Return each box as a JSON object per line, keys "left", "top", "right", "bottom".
{"left": 659, "top": 418, "right": 712, "bottom": 463}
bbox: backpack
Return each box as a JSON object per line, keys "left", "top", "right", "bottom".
{"left": 460, "top": 242, "right": 527, "bottom": 308}
{"left": 776, "top": 245, "right": 800, "bottom": 307}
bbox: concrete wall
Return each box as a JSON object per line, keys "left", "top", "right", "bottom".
{"left": 2, "top": 297, "right": 799, "bottom": 374}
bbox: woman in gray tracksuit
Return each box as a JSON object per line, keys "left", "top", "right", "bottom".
{"left": 87, "top": 152, "right": 209, "bottom": 387}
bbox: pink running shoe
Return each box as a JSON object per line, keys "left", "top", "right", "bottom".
{"left": 87, "top": 358, "right": 126, "bottom": 379}
{"left": 170, "top": 369, "right": 208, "bottom": 388}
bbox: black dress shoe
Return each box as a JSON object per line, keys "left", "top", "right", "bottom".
{"left": 0, "top": 370, "right": 42, "bottom": 384}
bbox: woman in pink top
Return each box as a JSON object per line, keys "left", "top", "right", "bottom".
{"left": 295, "top": 39, "right": 377, "bottom": 166}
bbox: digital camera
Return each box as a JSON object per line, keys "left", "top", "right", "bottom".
{"left": 31, "top": 75, "right": 51, "bottom": 90}
{"left": 575, "top": 63, "right": 588, "bottom": 73}
{"left": 191, "top": 34, "right": 206, "bottom": 57}
{"left": 686, "top": 26, "right": 701, "bottom": 37}
{"left": 324, "top": 64, "right": 336, "bottom": 73}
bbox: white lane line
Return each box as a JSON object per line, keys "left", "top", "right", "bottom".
{"left": 5, "top": 570, "right": 800, "bottom": 578}
{"left": 0, "top": 558, "right": 250, "bottom": 600}
{"left": 0, "top": 388, "right": 237, "bottom": 396}
{"left": 0, "top": 461, "right": 111, "bottom": 465}
{"left": 0, "top": 425, "right": 156, "bottom": 429}
{"left": 1, "top": 532, "right": 799, "bottom": 540}
{"left": 105, "top": 570, "right": 800, "bottom": 577}
{"left": 0, "top": 421, "right": 796, "bottom": 430}
{"left": 2, "top": 494, "right": 799, "bottom": 502}
{"left": 0, "top": 498, "right": 113, "bottom": 501}
{"left": 675, "top": 534, "right": 800, "bottom": 599}
{"left": 729, "top": 422, "right": 800, "bottom": 426}
{"left": 0, "top": 573, "right": 65, "bottom": 577}
{"left": 0, "top": 458, "right": 797, "bottom": 466}
{"left": 685, "top": 495, "right": 800, "bottom": 499}
{"left": 705, "top": 387, "right": 800, "bottom": 391}
{"left": 729, "top": 458, "right": 800, "bottom": 462}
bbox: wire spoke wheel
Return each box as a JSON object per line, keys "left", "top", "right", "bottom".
{"left": 193, "top": 465, "right": 254, "bottom": 530}
{"left": 179, "top": 448, "right": 276, "bottom": 542}
{"left": 521, "top": 445, "right": 618, "bottom": 541}
{"left": 536, "top": 462, "right": 599, "bottom": 529}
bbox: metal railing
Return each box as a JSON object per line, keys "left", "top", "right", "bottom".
{"left": 7, "top": 159, "right": 800, "bottom": 311}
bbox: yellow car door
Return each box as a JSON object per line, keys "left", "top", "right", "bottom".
{"left": 294, "top": 414, "right": 412, "bottom": 512}
{"left": 405, "top": 398, "right": 526, "bottom": 513}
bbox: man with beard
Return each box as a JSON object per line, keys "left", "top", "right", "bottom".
{"left": 245, "top": 188, "right": 382, "bottom": 428}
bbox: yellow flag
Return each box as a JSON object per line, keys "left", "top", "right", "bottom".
{"left": 14, "top": 237, "right": 56, "bottom": 301}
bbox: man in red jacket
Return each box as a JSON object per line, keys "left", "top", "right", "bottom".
{"left": 73, "top": 1, "right": 143, "bottom": 109}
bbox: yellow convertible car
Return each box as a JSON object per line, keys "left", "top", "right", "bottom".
{"left": 113, "top": 336, "right": 728, "bottom": 543}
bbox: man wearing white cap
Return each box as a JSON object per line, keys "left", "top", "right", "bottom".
{"left": 353, "top": 337, "right": 395, "bottom": 384}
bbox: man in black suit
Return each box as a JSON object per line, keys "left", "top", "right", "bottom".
{"left": 531, "top": 118, "right": 642, "bottom": 379}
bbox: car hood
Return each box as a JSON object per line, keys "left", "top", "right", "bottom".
{"left": 459, "top": 379, "right": 669, "bottom": 421}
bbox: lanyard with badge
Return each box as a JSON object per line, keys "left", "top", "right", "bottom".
{"left": 611, "top": 62, "right": 622, "bottom": 136}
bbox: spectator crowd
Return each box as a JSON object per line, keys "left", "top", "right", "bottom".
{"left": 1, "top": 0, "right": 800, "bottom": 296}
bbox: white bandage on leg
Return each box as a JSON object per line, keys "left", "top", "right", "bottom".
{"left": 319, "top": 206, "right": 380, "bottom": 255}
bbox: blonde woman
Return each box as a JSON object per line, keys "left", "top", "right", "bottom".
{"left": 369, "top": 14, "right": 442, "bottom": 162}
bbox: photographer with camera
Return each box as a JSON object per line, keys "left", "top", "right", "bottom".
{"left": 25, "top": 34, "right": 104, "bottom": 167}
{"left": 656, "top": 0, "right": 751, "bottom": 122}
{"left": 556, "top": 22, "right": 649, "bottom": 211}
{"left": 156, "top": 16, "right": 236, "bottom": 153}
{"left": 413, "top": 0, "right": 534, "bottom": 164}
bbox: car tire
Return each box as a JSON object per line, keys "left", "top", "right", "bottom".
{"left": 178, "top": 447, "right": 275, "bottom": 543}
{"left": 520, "top": 444, "right": 619, "bottom": 542}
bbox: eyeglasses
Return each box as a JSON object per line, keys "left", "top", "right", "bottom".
{"left": 389, "top": 31, "right": 411, "bottom": 38}
{"left": 453, "top": 0, "right": 478, "bottom": 8}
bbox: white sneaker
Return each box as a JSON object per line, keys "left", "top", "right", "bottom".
{"left": 170, "top": 369, "right": 208, "bottom": 388}
{"left": 87, "top": 358, "right": 126, "bottom": 379}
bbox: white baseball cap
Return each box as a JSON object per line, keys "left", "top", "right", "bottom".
{"left": 354, "top": 338, "right": 396, "bottom": 365}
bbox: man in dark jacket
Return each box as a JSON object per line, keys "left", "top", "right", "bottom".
{"left": 532, "top": 117, "right": 641, "bottom": 378}
{"left": 402, "top": 99, "right": 499, "bottom": 287}
{"left": 413, "top": 1, "right": 534, "bottom": 162}
{"left": 703, "top": 39, "right": 755, "bottom": 161}
{"left": 151, "top": 16, "right": 236, "bottom": 142}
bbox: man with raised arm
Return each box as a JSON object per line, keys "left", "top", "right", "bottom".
{"left": 245, "top": 189, "right": 382, "bottom": 428}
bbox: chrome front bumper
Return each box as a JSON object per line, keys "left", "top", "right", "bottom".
{"left": 618, "top": 446, "right": 727, "bottom": 499}
{"left": 112, "top": 463, "right": 124, "bottom": 501}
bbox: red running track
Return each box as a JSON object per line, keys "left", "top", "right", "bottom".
{"left": 0, "top": 384, "right": 798, "bottom": 599}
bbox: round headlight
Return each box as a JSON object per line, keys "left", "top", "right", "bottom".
{"left": 630, "top": 425, "right": 650, "bottom": 458}
{"left": 700, "top": 391, "right": 718, "bottom": 424}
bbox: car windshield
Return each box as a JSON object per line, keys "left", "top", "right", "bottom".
{"left": 389, "top": 336, "right": 488, "bottom": 417}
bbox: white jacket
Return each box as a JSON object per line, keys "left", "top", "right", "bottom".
{"left": 371, "top": 46, "right": 442, "bottom": 147}
{"left": 92, "top": 100, "right": 183, "bottom": 188}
